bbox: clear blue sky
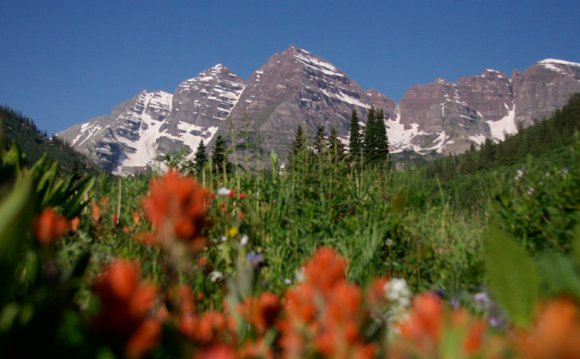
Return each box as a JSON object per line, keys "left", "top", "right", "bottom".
{"left": 1, "top": 0, "right": 579, "bottom": 135}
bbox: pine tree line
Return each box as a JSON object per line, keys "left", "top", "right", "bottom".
{"left": 423, "top": 92, "right": 580, "bottom": 181}
{"left": 288, "top": 107, "right": 390, "bottom": 170}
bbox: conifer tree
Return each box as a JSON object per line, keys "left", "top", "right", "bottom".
{"left": 194, "top": 140, "right": 208, "bottom": 175}
{"left": 313, "top": 125, "right": 326, "bottom": 155}
{"left": 212, "top": 135, "right": 229, "bottom": 174}
{"left": 363, "top": 107, "right": 390, "bottom": 167}
{"left": 327, "top": 126, "right": 345, "bottom": 162}
{"left": 348, "top": 109, "right": 362, "bottom": 165}
{"left": 288, "top": 125, "right": 308, "bottom": 169}
{"left": 363, "top": 107, "right": 377, "bottom": 165}
{"left": 374, "top": 109, "right": 390, "bottom": 167}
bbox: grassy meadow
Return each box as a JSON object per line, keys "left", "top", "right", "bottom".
{"left": 1, "top": 96, "right": 580, "bottom": 357}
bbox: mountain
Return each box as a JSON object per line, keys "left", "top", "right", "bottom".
{"left": 56, "top": 46, "right": 580, "bottom": 173}
{"left": 0, "top": 105, "right": 96, "bottom": 174}
{"left": 392, "top": 59, "right": 580, "bottom": 155}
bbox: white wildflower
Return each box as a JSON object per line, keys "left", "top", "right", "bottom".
{"left": 515, "top": 169, "right": 524, "bottom": 181}
{"left": 209, "top": 271, "right": 224, "bottom": 283}
{"left": 217, "top": 187, "right": 231, "bottom": 196}
{"left": 240, "top": 234, "right": 249, "bottom": 246}
{"left": 284, "top": 278, "right": 292, "bottom": 285}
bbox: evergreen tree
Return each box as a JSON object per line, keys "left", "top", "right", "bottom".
{"left": 212, "top": 135, "right": 229, "bottom": 174}
{"left": 363, "top": 107, "right": 390, "bottom": 167}
{"left": 194, "top": 140, "right": 208, "bottom": 175}
{"left": 313, "top": 125, "right": 326, "bottom": 155}
{"left": 327, "top": 126, "right": 345, "bottom": 162}
{"left": 348, "top": 110, "right": 362, "bottom": 165}
{"left": 374, "top": 109, "right": 390, "bottom": 167}
{"left": 363, "top": 107, "right": 377, "bottom": 164}
{"left": 288, "top": 125, "right": 308, "bottom": 169}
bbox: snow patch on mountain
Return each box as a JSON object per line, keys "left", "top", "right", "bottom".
{"left": 487, "top": 105, "right": 517, "bottom": 141}
{"left": 294, "top": 49, "right": 344, "bottom": 78}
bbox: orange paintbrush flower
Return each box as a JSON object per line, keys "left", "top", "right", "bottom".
{"left": 398, "top": 293, "right": 443, "bottom": 353}
{"left": 515, "top": 297, "right": 580, "bottom": 358}
{"left": 239, "top": 292, "right": 282, "bottom": 334}
{"left": 303, "top": 247, "right": 346, "bottom": 294}
{"left": 33, "top": 208, "right": 69, "bottom": 245}
{"left": 92, "top": 260, "right": 160, "bottom": 358}
{"left": 142, "top": 170, "right": 210, "bottom": 250}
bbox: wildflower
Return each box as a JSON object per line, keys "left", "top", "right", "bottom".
{"left": 142, "top": 170, "right": 210, "bottom": 250}
{"left": 217, "top": 187, "right": 231, "bottom": 196}
{"left": 69, "top": 217, "right": 80, "bottom": 232}
{"left": 240, "top": 234, "right": 249, "bottom": 246}
{"left": 398, "top": 293, "right": 443, "bottom": 353}
{"left": 239, "top": 292, "right": 281, "bottom": 333}
{"left": 246, "top": 252, "right": 264, "bottom": 268}
{"left": 33, "top": 208, "right": 69, "bottom": 245}
{"left": 238, "top": 192, "right": 247, "bottom": 200}
{"left": 515, "top": 169, "right": 524, "bottom": 181}
{"left": 385, "top": 238, "right": 394, "bottom": 247}
{"left": 527, "top": 186, "right": 535, "bottom": 195}
{"left": 209, "top": 271, "right": 224, "bottom": 283}
{"left": 195, "top": 344, "right": 235, "bottom": 359}
{"left": 181, "top": 311, "right": 233, "bottom": 344}
{"left": 227, "top": 226, "right": 238, "bottom": 238}
{"left": 515, "top": 297, "right": 580, "bottom": 358}
{"left": 91, "top": 260, "right": 160, "bottom": 358}
{"left": 132, "top": 210, "right": 141, "bottom": 225}
{"left": 91, "top": 201, "right": 101, "bottom": 223}
{"left": 303, "top": 247, "right": 346, "bottom": 294}
{"left": 284, "top": 278, "right": 292, "bottom": 285}
{"left": 385, "top": 278, "right": 411, "bottom": 308}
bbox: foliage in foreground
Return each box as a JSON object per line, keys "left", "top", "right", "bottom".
{"left": 1, "top": 138, "right": 580, "bottom": 357}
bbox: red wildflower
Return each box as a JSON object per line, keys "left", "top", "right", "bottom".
{"left": 33, "top": 208, "right": 69, "bottom": 245}
{"left": 194, "top": 344, "right": 235, "bottom": 359}
{"left": 69, "top": 216, "right": 80, "bottom": 232}
{"left": 180, "top": 310, "right": 234, "bottom": 344}
{"left": 92, "top": 260, "right": 160, "bottom": 358}
{"left": 303, "top": 247, "right": 346, "bottom": 294}
{"left": 142, "top": 170, "right": 210, "bottom": 250}
{"left": 398, "top": 293, "right": 443, "bottom": 353}
{"left": 515, "top": 297, "right": 580, "bottom": 358}
{"left": 91, "top": 201, "right": 101, "bottom": 223}
{"left": 239, "top": 292, "right": 282, "bottom": 334}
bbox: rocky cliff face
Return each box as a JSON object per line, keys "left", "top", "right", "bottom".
{"left": 513, "top": 59, "right": 580, "bottom": 128}
{"left": 57, "top": 47, "right": 580, "bottom": 172}
{"left": 227, "top": 46, "right": 396, "bottom": 155}
{"left": 394, "top": 59, "right": 580, "bottom": 154}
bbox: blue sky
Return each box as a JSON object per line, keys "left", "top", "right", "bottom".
{"left": 1, "top": 0, "right": 579, "bottom": 135}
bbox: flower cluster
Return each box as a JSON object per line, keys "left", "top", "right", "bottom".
{"left": 33, "top": 208, "right": 77, "bottom": 245}
{"left": 279, "top": 247, "right": 377, "bottom": 359}
{"left": 91, "top": 260, "right": 160, "bottom": 358}
{"left": 142, "top": 170, "right": 210, "bottom": 252}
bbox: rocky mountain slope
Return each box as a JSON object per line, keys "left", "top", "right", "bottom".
{"left": 56, "top": 46, "right": 580, "bottom": 173}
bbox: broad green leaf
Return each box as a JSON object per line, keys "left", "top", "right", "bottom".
{"left": 538, "top": 253, "right": 580, "bottom": 298}
{"left": 485, "top": 227, "right": 539, "bottom": 328}
{"left": 573, "top": 224, "right": 580, "bottom": 266}
{"left": 0, "top": 172, "right": 35, "bottom": 266}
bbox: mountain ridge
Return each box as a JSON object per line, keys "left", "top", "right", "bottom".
{"left": 56, "top": 46, "right": 580, "bottom": 173}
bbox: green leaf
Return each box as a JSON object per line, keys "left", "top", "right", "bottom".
{"left": 0, "top": 172, "right": 35, "bottom": 269}
{"left": 538, "top": 253, "right": 580, "bottom": 298}
{"left": 572, "top": 224, "right": 580, "bottom": 266}
{"left": 485, "top": 227, "right": 540, "bottom": 328}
